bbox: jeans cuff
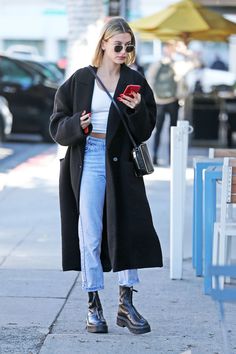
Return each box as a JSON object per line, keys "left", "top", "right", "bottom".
{"left": 118, "top": 278, "right": 140, "bottom": 287}
{"left": 82, "top": 285, "right": 104, "bottom": 292}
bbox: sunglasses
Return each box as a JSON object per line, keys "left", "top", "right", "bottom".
{"left": 113, "top": 44, "right": 135, "bottom": 53}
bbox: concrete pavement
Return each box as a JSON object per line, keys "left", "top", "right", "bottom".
{"left": 0, "top": 138, "right": 235, "bottom": 354}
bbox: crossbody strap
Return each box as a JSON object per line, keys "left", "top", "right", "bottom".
{"left": 88, "top": 65, "right": 137, "bottom": 148}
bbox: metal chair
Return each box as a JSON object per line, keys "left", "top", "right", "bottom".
{"left": 212, "top": 157, "right": 236, "bottom": 288}
{"left": 208, "top": 265, "right": 236, "bottom": 354}
{"left": 192, "top": 149, "right": 236, "bottom": 277}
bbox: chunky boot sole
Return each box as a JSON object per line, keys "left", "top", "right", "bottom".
{"left": 86, "top": 323, "right": 108, "bottom": 333}
{"left": 117, "top": 316, "right": 151, "bottom": 335}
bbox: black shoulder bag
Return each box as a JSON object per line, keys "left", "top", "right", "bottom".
{"left": 88, "top": 66, "right": 154, "bottom": 177}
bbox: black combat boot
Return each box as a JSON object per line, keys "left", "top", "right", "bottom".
{"left": 116, "top": 286, "right": 151, "bottom": 334}
{"left": 86, "top": 291, "right": 108, "bottom": 333}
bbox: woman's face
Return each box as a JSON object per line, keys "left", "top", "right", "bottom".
{"left": 102, "top": 32, "right": 133, "bottom": 65}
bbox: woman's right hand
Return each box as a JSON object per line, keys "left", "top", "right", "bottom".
{"left": 80, "top": 110, "right": 91, "bottom": 130}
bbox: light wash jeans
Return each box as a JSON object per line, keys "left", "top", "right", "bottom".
{"left": 78, "top": 136, "right": 139, "bottom": 292}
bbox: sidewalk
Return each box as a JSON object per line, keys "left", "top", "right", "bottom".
{"left": 0, "top": 138, "right": 235, "bottom": 354}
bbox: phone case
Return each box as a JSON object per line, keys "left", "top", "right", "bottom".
{"left": 122, "top": 84, "right": 141, "bottom": 96}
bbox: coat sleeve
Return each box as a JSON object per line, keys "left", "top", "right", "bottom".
{"left": 49, "top": 76, "right": 92, "bottom": 146}
{"left": 125, "top": 79, "right": 157, "bottom": 143}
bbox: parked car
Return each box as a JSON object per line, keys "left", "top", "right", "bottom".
{"left": 5, "top": 45, "right": 40, "bottom": 59}
{"left": 46, "top": 61, "right": 65, "bottom": 80}
{"left": 0, "top": 95, "right": 13, "bottom": 142}
{"left": 4, "top": 47, "right": 64, "bottom": 84}
{"left": 0, "top": 55, "right": 58, "bottom": 142}
{"left": 24, "top": 59, "right": 64, "bottom": 84}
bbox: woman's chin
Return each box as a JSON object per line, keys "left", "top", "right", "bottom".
{"left": 114, "top": 58, "right": 126, "bottom": 64}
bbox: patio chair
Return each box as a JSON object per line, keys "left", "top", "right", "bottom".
{"left": 208, "top": 265, "right": 236, "bottom": 354}
{"left": 192, "top": 148, "right": 236, "bottom": 276}
{"left": 208, "top": 148, "right": 236, "bottom": 158}
{"left": 212, "top": 157, "right": 236, "bottom": 288}
{"left": 209, "top": 148, "right": 236, "bottom": 216}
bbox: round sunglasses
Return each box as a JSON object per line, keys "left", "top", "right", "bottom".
{"left": 113, "top": 44, "right": 135, "bottom": 53}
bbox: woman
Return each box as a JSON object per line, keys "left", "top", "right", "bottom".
{"left": 50, "top": 17, "right": 163, "bottom": 335}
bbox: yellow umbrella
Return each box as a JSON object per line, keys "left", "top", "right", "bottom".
{"left": 130, "top": 0, "right": 236, "bottom": 43}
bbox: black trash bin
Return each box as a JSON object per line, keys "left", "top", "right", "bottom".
{"left": 191, "top": 95, "right": 220, "bottom": 141}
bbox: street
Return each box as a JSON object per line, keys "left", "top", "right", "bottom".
{"left": 0, "top": 133, "right": 235, "bottom": 354}
{"left": 0, "top": 134, "right": 53, "bottom": 172}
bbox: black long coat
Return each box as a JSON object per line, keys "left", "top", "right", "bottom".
{"left": 50, "top": 64, "right": 163, "bottom": 272}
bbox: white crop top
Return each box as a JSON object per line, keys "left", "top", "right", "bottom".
{"left": 91, "top": 81, "right": 114, "bottom": 133}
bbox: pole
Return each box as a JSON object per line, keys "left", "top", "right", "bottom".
{"left": 170, "top": 121, "right": 192, "bottom": 279}
{"left": 120, "top": 0, "right": 127, "bottom": 18}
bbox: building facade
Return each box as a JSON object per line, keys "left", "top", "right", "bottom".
{"left": 0, "top": 0, "right": 235, "bottom": 74}
{"left": 0, "top": 0, "right": 67, "bottom": 61}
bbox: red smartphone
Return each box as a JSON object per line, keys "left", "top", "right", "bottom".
{"left": 121, "top": 84, "right": 141, "bottom": 97}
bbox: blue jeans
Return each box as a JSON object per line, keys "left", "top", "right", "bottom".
{"left": 78, "top": 136, "right": 139, "bottom": 291}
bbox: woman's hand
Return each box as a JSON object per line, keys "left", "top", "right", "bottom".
{"left": 80, "top": 110, "right": 91, "bottom": 130}
{"left": 117, "top": 92, "right": 141, "bottom": 110}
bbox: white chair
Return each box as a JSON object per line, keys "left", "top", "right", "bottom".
{"left": 209, "top": 148, "right": 236, "bottom": 213}
{"left": 212, "top": 157, "right": 236, "bottom": 288}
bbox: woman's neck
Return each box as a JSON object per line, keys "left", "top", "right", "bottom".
{"left": 96, "top": 59, "right": 121, "bottom": 92}
{"left": 97, "top": 59, "right": 120, "bottom": 78}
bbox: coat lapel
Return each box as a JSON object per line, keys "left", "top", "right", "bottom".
{"left": 75, "top": 66, "right": 96, "bottom": 113}
{"left": 106, "top": 65, "right": 128, "bottom": 148}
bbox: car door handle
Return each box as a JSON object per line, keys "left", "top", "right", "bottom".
{"left": 2, "top": 86, "right": 17, "bottom": 93}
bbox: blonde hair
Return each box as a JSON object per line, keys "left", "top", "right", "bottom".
{"left": 92, "top": 17, "right": 136, "bottom": 67}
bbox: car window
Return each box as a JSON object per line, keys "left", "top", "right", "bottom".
{"left": 46, "top": 62, "right": 64, "bottom": 81}
{"left": 26, "top": 61, "right": 57, "bottom": 82}
{"left": 0, "top": 57, "right": 33, "bottom": 87}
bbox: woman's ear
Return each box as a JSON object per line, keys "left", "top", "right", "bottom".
{"left": 101, "top": 40, "right": 106, "bottom": 51}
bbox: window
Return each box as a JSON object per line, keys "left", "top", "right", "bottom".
{"left": 58, "top": 39, "right": 67, "bottom": 59}
{"left": 0, "top": 57, "right": 32, "bottom": 87}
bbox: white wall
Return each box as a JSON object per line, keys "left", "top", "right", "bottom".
{"left": 139, "top": 0, "right": 176, "bottom": 16}
{"left": 0, "top": 0, "right": 67, "bottom": 61}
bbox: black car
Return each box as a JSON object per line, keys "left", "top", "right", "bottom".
{"left": 0, "top": 95, "right": 13, "bottom": 142}
{"left": 0, "top": 55, "right": 58, "bottom": 142}
{"left": 24, "top": 59, "right": 64, "bottom": 84}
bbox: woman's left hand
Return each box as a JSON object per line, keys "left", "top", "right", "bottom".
{"left": 117, "top": 92, "right": 141, "bottom": 110}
